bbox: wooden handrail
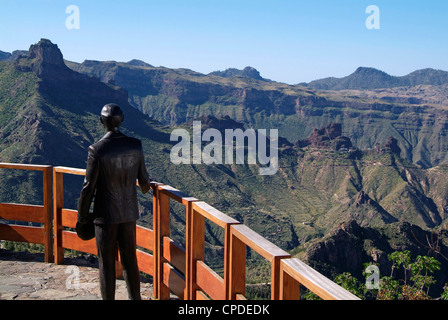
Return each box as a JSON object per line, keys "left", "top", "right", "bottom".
{"left": 0, "top": 163, "right": 52, "bottom": 171}
{"left": 192, "top": 201, "right": 240, "bottom": 228}
{"left": 53, "top": 166, "right": 86, "bottom": 175}
{"left": 1, "top": 164, "right": 360, "bottom": 300}
{"left": 280, "top": 258, "right": 360, "bottom": 300}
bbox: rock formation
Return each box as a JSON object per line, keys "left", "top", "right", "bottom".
{"left": 295, "top": 123, "right": 353, "bottom": 151}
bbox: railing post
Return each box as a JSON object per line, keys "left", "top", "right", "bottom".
{"left": 184, "top": 200, "right": 194, "bottom": 300}
{"left": 271, "top": 256, "right": 284, "bottom": 300}
{"left": 42, "top": 166, "right": 53, "bottom": 263}
{"left": 279, "top": 264, "right": 300, "bottom": 300}
{"left": 153, "top": 186, "right": 171, "bottom": 299}
{"left": 152, "top": 185, "right": 159, "bottom": 299}
{"left": 53, "top": 168, "right": 64, "bottom": 265}
{"left": 223, "top": 223, "right": 236, "bottom": 300}
{"left": 189, "top": 206, "right": 205, "bottom": 300}
{"left": 229, "top": 230, "right": 246, "bottom": 299}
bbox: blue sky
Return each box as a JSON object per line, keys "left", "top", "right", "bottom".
{"left": 0, "top": 0, "right": 447, "bottom": 83}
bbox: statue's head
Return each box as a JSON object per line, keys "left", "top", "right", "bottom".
{"left": 100, "top": 103, "right": 124, "bottom": 131}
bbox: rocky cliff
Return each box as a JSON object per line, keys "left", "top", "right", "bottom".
{"left": 294, "top": 123, "right": 352, "bottom": 151}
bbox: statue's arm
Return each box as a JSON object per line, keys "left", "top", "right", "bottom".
{"left": 77, "top": 147, "right": 99, "bottom": 223}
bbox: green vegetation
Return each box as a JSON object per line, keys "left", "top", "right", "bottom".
{"left": 0, "top": 62, "right": 38, "bottom": 126}
{"left": 1, "top": 240, "right": 44, "bottom": 254}
{"left": 331, "top": 251, "right": 448, "bottom": 300}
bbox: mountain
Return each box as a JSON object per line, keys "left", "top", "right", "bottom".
{"left": 2, "top": 39, "right": 448, "bottom": 294}
{"left": 1, "top": 39, "right": 162, "bottom": 167}
{"left": 67, "top": 59, "right": 448, "bottom": 169}
{"left": 0, "top": 50, "right": 28, "bottom": 62}
{"left": 307, "top": 67, "right": 448, "bottom": 90}
{"left": 127, "top": 59, "right": 153, "bottom": 68}
{"left": 208, "top": 66, "right": 268, "bottom": 81}
{"left": 0, "top": 50, "right": 11, "bottom": 61}
{"left": 0, "top": 39, "right": 168, "bottom": 208}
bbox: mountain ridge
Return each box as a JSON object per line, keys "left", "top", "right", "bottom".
{"left": 5, "top": 39, "right": 448, "bottom": 171}
{"left": 3, "top": 46, "right": 447, "bottom": 89}
{"left": 306, "top": 66, "right": 448, "bottom": 90}
{"left": 66, "top": 57, "right": 448, "bottom": 168}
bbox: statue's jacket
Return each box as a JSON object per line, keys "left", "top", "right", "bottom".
{"left": 77, "top": 131, "right": 150, "bottom": 224}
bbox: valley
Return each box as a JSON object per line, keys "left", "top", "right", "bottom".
{"left": 1, "top": 39, "right": 448, "bottom": 297}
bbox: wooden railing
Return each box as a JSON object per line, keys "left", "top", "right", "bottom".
{"left": 0, "top": 163, "right": 53, "bottom": 262}
{"left": 229, "top": 224, "right": 291, "bottom": 300}
{"left": 0, "top": 163, "right": 360, "bottom": 300}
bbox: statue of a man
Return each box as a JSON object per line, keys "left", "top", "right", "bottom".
{"left": 77, "top": 103, "right": 151, "bottom": 300}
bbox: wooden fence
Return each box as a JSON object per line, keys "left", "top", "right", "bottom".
{"left": 0, "top": 163, "right": 53, "bottom": 262}
{"left": 0, "top": 163, "right": 359, "bottom": 300}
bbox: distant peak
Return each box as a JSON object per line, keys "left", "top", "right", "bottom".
{"left": 0, "top": 50, "right": 12, "bottom": 61}
{"left": 28, "top": 39, "right": 65, "bottom": 66}
{"left": 14, "top": 39, "right": 71, "bottom": 78}
{"left": 241, "top": 66, "right": 262, "bottom": 79}
{"left": 307, "top": 66, "right": 396, "bottom": 90}
{"left": 353, "top": 67, "right": 387, "bottom": 74}
{"left": 127, "top": 59, "right": 153, "bottom": 68}
{"left": 209, "top": 66, "right": 266, "bottom": 81}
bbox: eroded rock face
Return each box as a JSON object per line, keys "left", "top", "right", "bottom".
{"left": 14, "top": 38, "right": 69, "bottom": 78}
{"left": 28, "top": 39, "right": 65, "bottom": 67}
{"left": 294, "top": 123, "right": 353, "bottom": 151}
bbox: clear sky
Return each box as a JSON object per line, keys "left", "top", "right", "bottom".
{"left": 0, "top": 0, "right": 447, "bottom": 84}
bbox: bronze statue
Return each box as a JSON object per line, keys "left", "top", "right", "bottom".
{"left": 77, "top": 103, "right": 151, "bottom": 300}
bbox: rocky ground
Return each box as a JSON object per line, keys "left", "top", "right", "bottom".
{"left": 0, "top": 249, "right": 155, "bottom": 300}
